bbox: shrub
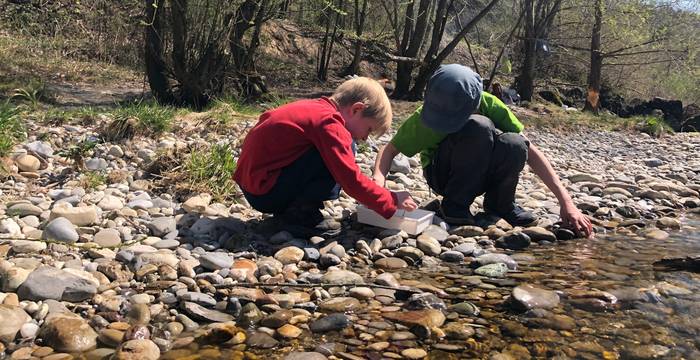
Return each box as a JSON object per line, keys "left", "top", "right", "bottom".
{"left": 0, "top": 101, "right": 26, "bottom": 157}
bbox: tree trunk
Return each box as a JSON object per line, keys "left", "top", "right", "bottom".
{"left": 584, "top": 0, "right": 603, "bottom": 113}
{"left": 317, "top": 0, "right": 344, "bottom": 81}
{"left": 484, "top": 9, "right": 524, "bottom": 91}
{"left": 144, "top": 0, "right": 175, "bottom": 105}
{"left": 516, "top": 0, "right": 536, "bottom": 101}
{"left": 408, "top": 0, "right": 500, "bottom": 99}
{"left": 344, "top": 0, "right": 369, "bottom": 75}
{"left": 393, "top": 0, "right": 432, "bottom": 98}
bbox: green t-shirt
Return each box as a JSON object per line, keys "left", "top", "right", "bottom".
{"left": 390, "top": 91, "right": 524, "bottom": 168}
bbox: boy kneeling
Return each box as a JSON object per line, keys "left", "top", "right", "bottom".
{"left": 234, "top": 77, "right": 416, "bottom": 237}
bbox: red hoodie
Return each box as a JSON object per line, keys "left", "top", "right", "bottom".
{"left": 234, "top": 97, "right": 397, "bottom": 218}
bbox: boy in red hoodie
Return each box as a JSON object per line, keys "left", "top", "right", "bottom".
{"left": 234, "top": 77, "right": 416, "bottom": 237}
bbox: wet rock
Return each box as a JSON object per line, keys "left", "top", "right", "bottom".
{"left": 0, "top": 304, "right": 30, "bottom": 342}
{"left": 383, "top": 309, "right": 445, "bottom": 328}
{"left": 452, "top": 243, "right": 477, "bottom": 256}
{"left": 42, "top": 217, "right": 79, "bottom": 243}
{"left": 416, "top": 235, "right": 441, "bottom": 256}
{"left": 449, "top": 302, "right": 480, "bottom": 316}
{"left": 510, "top": 284, "right": 560, "bottom": 310}
{"left": 374, "top": 257, "right": 407, "bottom": 270}
{"left": 246, "top": 331, "right": 279, "bottom": 349}
{"left": 522, "top": 227, "right": 556, "bottom": 242}
{"left": 474, "top": 263, "right": 509, "bottom": 278}
{"left": 622, "top": 344, "right": 670, "bottom": 359}
{"left": 443, "top": 322, "right": 475, "bottom": 340}
{"left": 495, "top": 232, "right": 531, "bottom": 250}
{"left": 475, "top": 253, "right": 518, "bottom": 270}
{"left": 401, "top": 348, "right": 428, "bottom": 359}
{"left": 284, "top": 352, "right": 328, "bottom": 360}
{"left": 319, "top": 297, "right": 361, "bottom": 312}
{"left": 643, "top": 228, "right": 669, "bottom": 240}
{"left": 181, "top": 302, "right": 234, "bottom": 322}
{"left": 309, "top": 313, "right": 350, "bottom": 333}
{"left": 38, "top": 313, "right": 98, "bottom": 353}
{"left": 553, "top": 228, "right": 576, "bottom": 240}
{"left": 115, "top": 339, "right": 160, "bottom": 360}
{"left": 238, "top": 303, "right": 264, "bottom": 327}
{"left": 348, "top": 287, "right": 375, "bottom": 299}
{"left": 450, "top": 225, "right": 484, "bottom": 237}
{"left": 322, "top": 270, "right": 364, "bottom": 285}
{"left": 440, "top": 250, "right": 465, "bottom": 262}
{"left": 18, "top": 266, "right": 97, "bottom": 301}
{"left": 277, "top": 324, "right": 302, "bottom": 338}
{"left": 405, "top": 293, "right": 446, "bottom": 310}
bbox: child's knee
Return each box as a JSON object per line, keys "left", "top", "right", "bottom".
{"left": 499, "top": 133, "right": 529, "bottom": 164}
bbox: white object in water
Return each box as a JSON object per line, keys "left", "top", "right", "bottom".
{"left": 356, "top": 205, "right": 434, "bottom": 235}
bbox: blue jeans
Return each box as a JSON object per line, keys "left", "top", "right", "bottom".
{"left": 242, "top": 146, "right": 345, "bottom": 214}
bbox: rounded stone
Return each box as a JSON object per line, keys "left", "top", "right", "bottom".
{"left": 42, "top": 217, "right": 79, "bottom": 244}
{"left": 15, "top": 154, "right": 41, "bottom": 172}
{"left": 115, "top": 339, "right": 160, "bottom": 360}
{"left": 274, "top": 246, "right": 305, "bottom": 265}
{"left": 93, "top": 229, "right": 122, "bottom": 248}
{"left": 511, "top": 284, "right": 560, "bottom": 310}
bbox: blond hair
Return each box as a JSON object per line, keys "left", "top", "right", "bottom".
{"left": 330, "top": 77, "right": 393, "bottom": 135}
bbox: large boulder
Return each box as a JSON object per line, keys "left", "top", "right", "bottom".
{"left": 17, "top": 266, "right": 97, "bottom": 302}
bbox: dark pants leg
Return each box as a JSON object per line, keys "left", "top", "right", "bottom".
{"left": 423, "top": 114, "right": 529, "bottom": 214}
{"left": 243, "top": 147, "right": 340, "bottom": 214}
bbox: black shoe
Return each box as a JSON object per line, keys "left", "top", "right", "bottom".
{"left": 485, "top": 203, "right": 536, "bottom": 227}
{"left": 419, "top": 198, "right": 441, "bottom": 212}
{"left": 438, "top": 201, "right": 475, "bottom": 226}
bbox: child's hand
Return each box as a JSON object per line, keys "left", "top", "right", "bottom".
{"left": 394, "top": 191, "right": 417, "bottom": 211}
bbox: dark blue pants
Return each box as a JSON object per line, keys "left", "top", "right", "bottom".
{"left": 423, "top": 115, "right": 529, "bottom": 214}
{"left": 242, "top": 147, "right": 342, "bottom": 214}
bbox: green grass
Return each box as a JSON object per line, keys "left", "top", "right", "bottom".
{"left": 39, "top": 106, "right": 101, "bottom": 125}
{"left": 0, "top": 101, "right": 26, "bottom": 157}
{"left": 80, "top": 171, "right": 107, "bottom": 190}
{"left": 184, "top": 143, "right": 238, "bottom": 201}
{"left": 114, "top": 100, "right": 179, "bottom": 134}
{"left": 634, "top": 116, "right": 675, "bottom": 137}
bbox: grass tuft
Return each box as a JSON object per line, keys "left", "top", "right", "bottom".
{"left": 79, "top": 171, "right": 107, "bottom": 190}
{"left": 113, "top": 100, "right": 178, "bottom": 134}
{"left": 182, "top": 143, "right": 238, "bottom": 202}
{"left": 0, "top": 101, "right": 26, "bottom": 157}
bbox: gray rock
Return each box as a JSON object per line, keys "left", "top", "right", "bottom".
{"left": 511, "top": 284, "right": 560, "bottom": 310}
{"left": 321, "top": 270, "right": 364, "bottom": 285}
{"left": 452, "top": 243, "right": 477, "bottom": 256}
{"left": 199, "top": 252, "right": 233, "bottom": 270}
{"left": 179, "top": 292, "right": 217, "bottom": 307}
{"left": 309, "top": 313, "right": 350, "bottom": 333}
{"left": 440, "top": 250, "right": 465, "bottom": 263}
{"left": 9, "top": 203, "right": 43, "bottom": 217}
{"left": 42, "top": 217, "right": 79, "bottom": 243}
{"left": 181, "top": 301, "right": 234, "bottom": 322}
{"left": 475, "top": 253, "right": 518, "bottom": 270}
{"left": 246, "top": 331, "right": 279, "bottom": 349}
{"left": 495, "top": 232, "right": 531, "bottom": 250}
{"left": 474, "top": 263, "right": 509, "bottom": 278}
{"left": 17, "top": 266, "right": 97, "bottom": 301}
{"left": 26, "top": 141, "right": 54, "bottom": 158}
{"left": 147, "top": 217, "right": 177, "bottom": 237}
{"left": 421, "top": 225, "right": 449, "bottom": 241}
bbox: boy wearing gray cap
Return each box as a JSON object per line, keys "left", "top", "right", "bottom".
{"left": 372, "top": 64, "right": 592, "bottom": 237}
